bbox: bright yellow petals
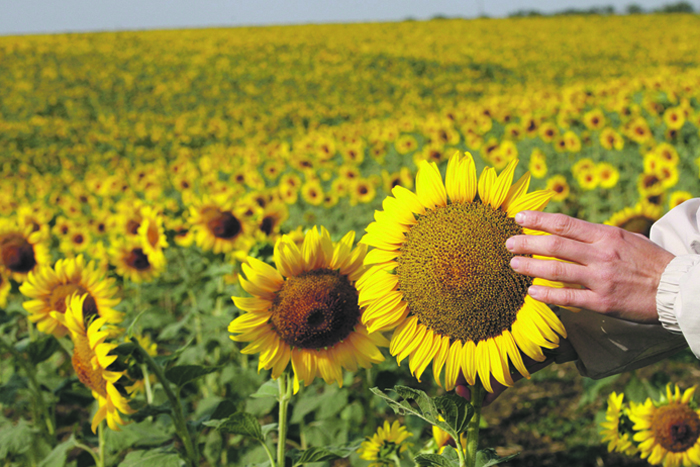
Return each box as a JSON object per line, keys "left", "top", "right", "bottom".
{"left": 230, "top": 226, "right": 386, "bottom": 393}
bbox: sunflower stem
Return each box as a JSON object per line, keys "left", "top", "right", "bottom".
{"left": 141, "top": 363, "right": 154, "bottom": 404}
{"left": 464, "top": 383, "right": 484, "bottom": 467}
{"left": 277, "top": 372, "right": 293, "bottom": 467}
{"left": 73, "top": 441, "right": 101, "bottom": 467}
{"left": 130, "top": 338, "right": 198, "bottom": 467}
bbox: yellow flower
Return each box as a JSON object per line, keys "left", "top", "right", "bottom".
{"left": 187, "top": 195, "right": 254, "bottom": 255}
{"left": 358, "top": 420, "right": 413, "bottom": 467}
{"left": 528, "top": 149, "right": 547, "bottom": 179}
{"left": 301, "top": 180, "right": 325, "bottom": 206}
{"left": 0, "top": 219, "right": 51, "bottom": 282}
{"left": 137, "top": 206, "right": 168, "bottom": 267}
{"left": 20, "top": 255, "right": 122, "bottom": 338}
{"left": 600, "top": 127, "right": 625, "bottom": 151}
{"left": 109, "top": 239, "right": 165, "bottom": 283}
{"left": 630, "top": 384, "right": 700, "bottom": 467}
{"left": 0, "top": 270, "right": 10, "bottom": 309}
{"left": 605, "top": 201, "right": 662, "bottom": 238}
{"left": 669, "top": 191, "right": 693, "bottom": 210}
{"left": 597, "top": 162, "right": 620, "bottom": 189}
{"left": 54, "top": 294, "right": 133, "bottom": 432}
{"left": 357, "top": 152, "right": 567, "bottom": 392}
{"left": 600, "top": 392, "right": 638, "bottom": 456}
{"left": 229, "top": 227, "right": 388, "bottom": 393}
{"left": 545, "top": 175, "right": 570, "bottom": 202}
{"left": 583, "top": 108, "right": 606, "bottom": 130}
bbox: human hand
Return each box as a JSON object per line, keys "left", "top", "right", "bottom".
{"left": 506, "top": 211, "right": 674, "bottom": 324}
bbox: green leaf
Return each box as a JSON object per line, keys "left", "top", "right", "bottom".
{"left": 118, "top": 449, "right": 185, "bottom": 467}
{"left": 475, "top": 448, "right": 519, "bottom": 467}
{"left": 371, "top": 386, "right": 456, "bottom": 436}
{"left": 110, "top": 342, "right": 138, "bottom": 358}
{"left": 414, "top": 453, "right": 458, "bottom": 467}
{"left": 0, "top": 419, "right": 34, "bottom": 458}
{"left": 434, "top": 393, "right": 474, "bottom": 434}
{"left": 215, "top": 412, "right": 263, "bottom": 442}
{"left": 38, "top": 435, "right": 76, "bottom": 467}
{"left": 250, "top": 379, "right": 278, "bottom": 399}
{"left": 261, "top": 423, "right": 278, "bottom": 439}
{"left": 17, "top": 336, "right": 59, "bottom": 365}
{"left": 165, "top": 364, "right": 218, "bottom": 387}
{"left": 129, "top": 402, "right": 172, "bottom": 423}
{"left": 209, "top": 399, "right": 238, "bottom": 420}
{"left": 289, "top": 443, "right": 360, "bottom": 466}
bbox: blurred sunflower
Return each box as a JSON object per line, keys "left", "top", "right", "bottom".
{"left": 0, "top": 219, "right": 51, "bottom": 282}
{"left": 630, "top": 384, "right": 700, "bottom": 467}
{"left": 597, "top": 162, "right": 620, "bottom": 189}
{"left": 545, "top": 175, "right": 570, "bottom": 202}
{"left": 669, "top": 191, "right": 693, "bottom": 210}
{"left": 358, "top": 152, "right": 566, "bottom": 392}
{"left": 358, "top": 420, "right": 413, "bottom": 467}
{"left": 188, "top": 195, "right": 254, "bottom": 255}
{"left": 54, "top": 293, "right": 133, "bottom": 432}
{"left": 20, "top": 255, "right": 122, "bottom": 338}
{"left": 600, "top": 392, "right": 637, "bottom": 456}
{"left": 109, "top": 239, "right": 165, "bottom": 283}
{"left": 136, "top": 206, "right": 168, "bottom": 268}
{"left": 605, "top": 201, "right": 662, "bottom": 237}
{"left": 600, "top": 127, "right": 625, "bottom": 151}
{"left": 229, "top": 227, "right": 387, "bottom": 393}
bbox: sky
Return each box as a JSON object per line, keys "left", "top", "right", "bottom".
{"left": 0, "top": 0, "right": 697, "bottom": 36}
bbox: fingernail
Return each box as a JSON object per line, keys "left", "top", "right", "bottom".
{"left": 505, "top": 238, "right": 514, "bottom": 251}
{"left": 515, "top": 212, "right": 525, "bottom": 225}
{"left": 510, "top": 257, "right": 520, "bottom": 269}
{"left": 528, "top": 286, "right": 540, "bottom": 298}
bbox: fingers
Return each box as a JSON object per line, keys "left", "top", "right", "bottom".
{"left": 527, "top": 285, "right": 595, "bottom": 310}
{"left": 515, "top": 211, "right": 604, "bottom": 243}
{"left": 510, "top": 255, "right": 590, "bottom": 286}
{"left": 506, "top": 234, "right": 591, "bottom": 265}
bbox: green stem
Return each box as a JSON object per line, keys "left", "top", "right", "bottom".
{"left": 141, "top": 363, "right": 154, "bottom": 405}
{"left": 74, "top": 441, "right": 101, "bottom": 467}
{"left": 277, "top": 372, "right": 293, "bottom": 467}
{"left": 131, "top": 338, "right": 198, "bottom": 467}
{"left": 261, "top": 439, "right": 277, "bottom": 467}
{"left": 97, "top": 421, "right": 106, "bottom": 467}
{"left": 465, "top": 383, "right": 484, "bottom": 467}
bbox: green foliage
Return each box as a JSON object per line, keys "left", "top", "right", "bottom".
{"left": 164, "top": 364, "right": 219, "bottom": 388}
{"left": 118, "top": 449, "right": 185, "bottom": 467}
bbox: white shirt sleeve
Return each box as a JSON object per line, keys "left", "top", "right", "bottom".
{"left": 650, "top": 198, "right": 700, "bottom": 358}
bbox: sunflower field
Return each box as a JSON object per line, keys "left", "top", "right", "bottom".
{"left": 2, "top": 12, "right": 700, "bottom": 467}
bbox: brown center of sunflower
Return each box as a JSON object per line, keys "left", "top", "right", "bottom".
{"left": 126, "top": 248, "right": 151, "bottom": 270}
{"left": 397, "top": 201, "right": 532, "bottom": 343}
{"left": 0, "top": 234, "right": 37, "bottom": 273}
{"left": 652, "top": 403, "right": 700, "bottom": 453}
{"left": 270, "top": 269, "right": 360, "bottom": 349}
{"left": 206, "top": 210, "right": 242, "bottom": 239}
{"left": 49, "top": 284, "right": 98, "bottom": 319}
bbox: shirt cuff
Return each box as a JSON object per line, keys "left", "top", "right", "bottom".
{"left": 657, "top": 255, "right": 700, "bottom": 334}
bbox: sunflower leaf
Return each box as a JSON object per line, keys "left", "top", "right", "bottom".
{"left": 250, "top": 379, "right": 278, "bottom": 399}
{"left": 414, "top": 453, "right": 458, "bottom": 467}
{"left": 164, "top": 364, "right": 218, "bottom": 387}
{"left": 475, "top": 448, "right": 519, "bottom": 466}
{"left": 215, "top": 412, "right": 264, "bottom": 442}
{"left": 37, "top": 435, "right": 76, "bottom": 467}
{"left": 118, "top": 448, "right": 185, "bottom": 467}
{"left": 288, "top": 443, "right": 359, "bottom": 466}
{"left": 434, "top": 393, "right": 474, "bottom": 434}
{"left": 370, "top": 386, "right": 458, "bottom": 439}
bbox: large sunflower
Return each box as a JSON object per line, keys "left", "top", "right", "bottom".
{"left": 229, "top": 226, "right": 388, "bottom": 393}
{"left": 0, "top": 219, "right": 51, "bottom": 282}
{"left": 54, "top": 293, "right": 133, "bottom": 432}
{"left": 357, "top": 152, "right": 566, "bottom": 392}
{"left": 20, "top": 255, "right": 123, "bottom": 338}
{"left": 630, "top": 384, "right": 700, "bottom": 467}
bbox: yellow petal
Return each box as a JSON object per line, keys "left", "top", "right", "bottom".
{"left": 416, "top": 161, "right": 446, "bottom": 209}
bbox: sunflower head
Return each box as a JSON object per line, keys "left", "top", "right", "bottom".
{"left": 358, "top": 152, "right": 566, "bottom": 392}
{"left": 229, "top": 226, "right": 388, "bottom": 393}
{"left": 630, "top": 384, "right": 700, "bottom": 466}
{"left": 599, "top": 392, "right": 638, "bottom": 456}
{"left": 0, "top": 220, "right": 51, "bottom": 281}
{"left": 358, "top": 420, "right": 413, "bottom": 467}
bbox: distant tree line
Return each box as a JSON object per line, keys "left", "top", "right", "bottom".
{"left": 508, "top": 1, "right": 695, "bottom": 17}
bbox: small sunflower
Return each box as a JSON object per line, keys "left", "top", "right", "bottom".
{"left": 630, "top": 384, "right": 700, "bottom": 467}
{"left": 188, "top": 195, "right": 254, "bottom": 255}
{"left": 545, "top": 175, "right": 570, "bottom": 202}
{"left": 137, "top": 206, "right": 168, "bottom": 267}
{"left": 0, "top": 219, "right": 51, "bottom": 282}
{"left": 358, "top": 152, "right": 567, "bottom": 392}
{"left": 20, "top": 255, "right": 122, "bottom": 338}
{"left": 54, "top": 293, "right": 133, "bottom": 432}
{"left": 600, "top": 392, "right": 638, "bottom": 456}
{"left": 229, "top": 227, "right": 388, "bottom": 393}
{"left": 109, "top": 239, "right": 164, "bottom": 283}
{"left": 605, "top": 201, "right": 662, "bottom": 238}
{"left": 358, "top": 420, "right": 413, "bottom": 467}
